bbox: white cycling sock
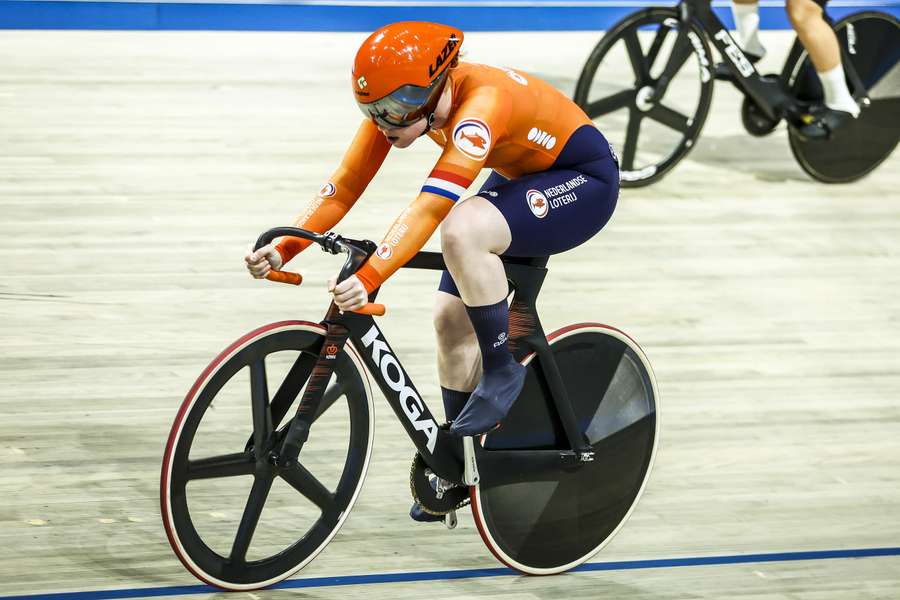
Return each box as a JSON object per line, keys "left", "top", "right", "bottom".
{"left": 818, "top": 64, "right": 860, "bottom": 117}
{"left": 731, "top": 3, "right": 767, "bottom": 58}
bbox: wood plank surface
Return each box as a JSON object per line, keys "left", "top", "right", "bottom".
{"left": 0, "top": 30, "right": 898, "bottom": 599}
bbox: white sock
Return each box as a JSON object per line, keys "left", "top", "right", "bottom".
{"left": 818, "top": 64, "right": 860, "bottom": 117}
{"left": 731, "top": 3, "right": 766, "bottom": 58}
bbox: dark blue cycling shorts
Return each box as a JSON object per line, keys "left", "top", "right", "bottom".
{"left": 439, "top": 124, "right": 619, "bottom": 297}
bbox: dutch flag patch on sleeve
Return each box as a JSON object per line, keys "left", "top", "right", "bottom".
{"left": 421, "top": 168, "right": 474, "bottom": 202}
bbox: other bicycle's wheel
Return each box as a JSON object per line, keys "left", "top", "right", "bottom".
{"left": 574, "top": 8, "right": 714, "bottom": 187}
{"left": 161, "top": 321, "right": 374, "bottom": 590}
{"left": 786, "top": 11, "right": 900, "bottom": 183}
{"left": 471, "top": 324, "right": 659, "bottom": 574}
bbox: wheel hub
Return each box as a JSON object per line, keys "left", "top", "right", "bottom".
{"left": 635, "top": 86, "right": 656, "bottom": 112}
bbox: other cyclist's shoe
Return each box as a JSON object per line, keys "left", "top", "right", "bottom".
{"left": 449, "top": 360, "right": 526, "bottom": 437}
{"left": 794, "top": 103, "right": 858, "bottom": 141}
{"left": 409, "top": 501, "right": 447, "bottom": 523}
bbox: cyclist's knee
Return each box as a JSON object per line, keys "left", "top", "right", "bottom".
{"left": 786, "top": 0, "right": 822, "bottom": 28}
{"left": 440, "top": 212, "right": 468, "bottom": 259}
{"left": 441, "top": 196, "right": 505, "bottom": 257}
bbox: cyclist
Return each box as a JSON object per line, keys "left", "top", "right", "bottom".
{"left": 729, "top": 0, "right": 858, "bottom": 138}
{"left": 245, "top": 21, "right": 619, "bottom": 518}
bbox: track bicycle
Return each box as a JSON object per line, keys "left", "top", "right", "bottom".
{"left": 574, "top": 0, "right": 899, "bottom": 186}
{"left": 160, "top": 226, "right": 660, "bottom": 590}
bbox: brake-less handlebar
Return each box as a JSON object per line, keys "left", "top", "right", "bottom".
{"left": 254, "top": 227, "right": 386, "bottom": 316}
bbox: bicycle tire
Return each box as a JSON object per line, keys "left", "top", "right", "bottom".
{"left": 470, "top": 323, "right": 659, "bottom": 574}
{"left": 574, "top": 8, "right": 715, "bottom": 187}
{"left": 786, "top": 11, "right": 900, "bottom": 183}
{"left": 161, "top": 320, "right": 374, "bottom": 590}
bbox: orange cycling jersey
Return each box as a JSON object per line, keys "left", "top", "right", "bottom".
{"left": 276, "top": 61, "right": 597, "bottom": 292}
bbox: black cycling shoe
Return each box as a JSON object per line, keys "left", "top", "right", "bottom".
{"left": 793, "top": 104, "right": 858, "bottom": 141}
{"left": 449, "top": 360, "right": 526, "bottom": 437}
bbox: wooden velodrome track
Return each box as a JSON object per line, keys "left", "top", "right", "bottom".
{"left": 1, "top": 29, "right": 898, "bottom": 600}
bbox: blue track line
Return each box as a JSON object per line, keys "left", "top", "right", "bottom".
{"left": 3, "top": 546, "right": 899, "bottom": 600}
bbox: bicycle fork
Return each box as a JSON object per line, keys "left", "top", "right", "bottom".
{"left": 277, "top": 310, "right": 351, "bottom": 467}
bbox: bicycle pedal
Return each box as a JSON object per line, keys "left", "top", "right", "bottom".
{"left": 444, "top": 509, "right": 458, "bottom": 530}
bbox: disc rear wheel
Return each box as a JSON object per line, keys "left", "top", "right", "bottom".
{"left": 787, "top": 11, "right": 900, "bottom": 182}
{"left": 471, "top": 324, "right": 659, "bottom": 574}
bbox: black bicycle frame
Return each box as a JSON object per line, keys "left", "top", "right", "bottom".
{"left": 254, "top": 228, "right": 591, "bottom": 484}
{"left": 665, "top": 0, "right": 865, "bottom": 121}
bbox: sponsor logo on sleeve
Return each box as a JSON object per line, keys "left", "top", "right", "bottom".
{"left": 387, "top": 221, "right": 409, "bottom": 247}
{"left": 375, "top": 243, "right": 393, "bottom": 260}
{"left": 319, "top": 182, "right": 336, "bottom": 198}
{"left": 299, "top": 196, "right": 325, "bottom": 223}
{"left": 452, "top": 118, "right": 492, "bottom": 160}
{"left": 526, "top": 189, "right": 548, "bottom": 219}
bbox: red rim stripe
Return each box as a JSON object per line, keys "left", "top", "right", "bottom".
{"left": 160, "top": 320, "right": 327, "bottom": 589}
{"left": 471, "top": 322, "right": 643, "bottom": 575}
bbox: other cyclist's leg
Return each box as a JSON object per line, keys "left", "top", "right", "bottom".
{"left": 731, "top": 0, "right": 767, "bottom": 59}
{"left": 787, "top": 0, "right": 859, "bottom": 136}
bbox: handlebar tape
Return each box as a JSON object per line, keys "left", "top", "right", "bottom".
{"left": 266, "top": 270, "right": 303, "bottom": 286}
{"left": 353, "top": 303, "right": 386, "bottom": 316}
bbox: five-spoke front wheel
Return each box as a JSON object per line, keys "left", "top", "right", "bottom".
{"left": 574, "top": 8, "right": 715, "bottom": 187}
{"left": 161, "top": 321, "right": 374, "bottom": 590}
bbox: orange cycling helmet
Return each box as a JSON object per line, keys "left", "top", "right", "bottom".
{"left": 352, "top": 21, "right": 464, "bottom": 129}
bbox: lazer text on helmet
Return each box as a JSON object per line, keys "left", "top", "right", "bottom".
{"left": 361, "top": 324, "right": 438, "bottom": 453}
{"left": 429, "top": 35, "right": 460, "bottom": 78}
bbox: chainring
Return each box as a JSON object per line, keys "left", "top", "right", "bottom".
{"left": 409, "top": 452, "right": 470, "bottom": 516}
{"left": 741, "top": 96, "right": 779, "bottom": 137}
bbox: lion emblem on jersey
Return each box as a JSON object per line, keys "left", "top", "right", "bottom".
{"left": 452, "top": 118, "right": 492, "bottom": 160}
